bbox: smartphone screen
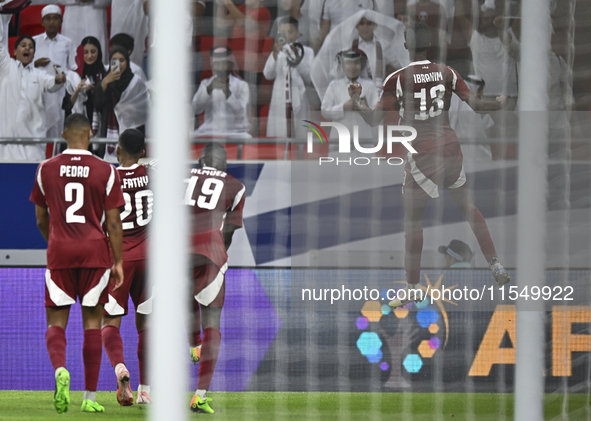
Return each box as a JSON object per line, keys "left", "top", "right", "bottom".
{"left": 110, "top": 59, "right": 120, "bottom": 73}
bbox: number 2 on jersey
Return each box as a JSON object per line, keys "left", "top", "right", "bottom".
{"left": 185, "top": 176, "right": 224, "bottom": 210}
{"left": 65, "top": 182, "right": 85, "bottom": 224}
{"left": 414, "top": 83, "right": 445, "bottom": 120}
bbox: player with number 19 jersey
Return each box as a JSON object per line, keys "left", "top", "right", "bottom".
{"left": 378, "top": 60, "right": 473, "bottom": 153}
{"left": 30, "top": 150, "right": 124, "bottom": 269}
{"left": 187, "top": 166, "right": 246, "bottom": 272}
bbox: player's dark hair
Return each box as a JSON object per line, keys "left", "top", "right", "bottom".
{"left": 14, "top": 35, "right": 35, "bottom": 52}
{"left": 277, "top": 16, "right": 299, "bottom": 30}
{"left": 200, "top": 142, "right": 228, "bottom": 172}
{"left": 118, "top": 129, "right": 145, "bottom": 156}
{"left": 110, "top": 33, "right": 135, "bottom": 54}
{"left": 64, "top": 113, "right": 90, "bottom": 131}
{"left": 405, "top": 22, "right": 432, "bottom": 54}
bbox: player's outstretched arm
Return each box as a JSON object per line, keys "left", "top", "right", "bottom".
{"left": 348, "top": 84, "right": 387, "bottom": 127}
{"left": 35, "top": 205, "right": 50, "bottom": 242}
{"left": 466, "top": 95, "right": 508, "bottom": 113}
{"left": 105, "top": 207, "right": 124, "bottom": 291}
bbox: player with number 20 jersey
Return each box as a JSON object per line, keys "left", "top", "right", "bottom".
{"left": 105, "top": 163, "right": 153, "bottom": 317}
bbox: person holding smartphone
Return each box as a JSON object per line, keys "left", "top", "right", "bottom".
{"left": 72, "top": 37, "right": 107, "bottom": 133}
{"left": 94, "top": 46, "right": 149, "bottom": 162}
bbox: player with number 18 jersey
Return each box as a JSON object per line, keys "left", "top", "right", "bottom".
{"left": 378, "top": 61, "right": 473, "bottom": 153}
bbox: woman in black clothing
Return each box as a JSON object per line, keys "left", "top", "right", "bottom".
{"left": 94, "top": 46, "right": 149, "bottom": 161}
{"left": 71, "top": 37, "right": 107, "bottom": 130}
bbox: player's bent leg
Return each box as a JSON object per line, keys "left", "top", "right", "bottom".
{"left": 101, "top": 315, "right": 133, "bottom": 406}
{"left": 447, "top": 184, "right": 510, "bottom": 286}
{"left": 402, "top": 186, "right": 430, "bottom": 292}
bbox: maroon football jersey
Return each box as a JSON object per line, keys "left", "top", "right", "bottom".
{"left": 30, "top": 149, "right": 125, "bottom": 269}
{"left": 117, "top": 164, "right": 152, "bottom": 261}
{"left": 186, "top": 166, "right": 246, "bottom": 269}
{"left": 378, "top": 60, "right": 473, "bottom": 152}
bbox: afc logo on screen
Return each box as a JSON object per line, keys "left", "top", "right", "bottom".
{"left": 303, "top": 121, "right": 418, "bottom": 166}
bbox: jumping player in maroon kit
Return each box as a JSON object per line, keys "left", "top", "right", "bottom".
{"left": 30, "top": 113, "right": 125, "bottom": 413}
{"left": 101, "top": 129, "right": 153, "bottom": 406}
{"left": 349, "top": 22, "right": 510, "bottom": 307}
{"left": 185, "top": 142, "right": 246, "bottom": 414}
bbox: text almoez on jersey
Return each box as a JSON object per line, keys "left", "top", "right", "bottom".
{"left": 307, "top": 123, "right": 417, "bottom": 166}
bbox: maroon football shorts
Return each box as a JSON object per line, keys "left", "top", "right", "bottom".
{"left": 192, "top": 255, "right": 226, "bottom": 308}
{"left": 45, "top": 267, "right": 110, "bottom": 307}
{"left": 104, "top": 259, "right": 151, "bottom": 316}
{"left": 402, "top": 141, "right": 466, "bottom": 200}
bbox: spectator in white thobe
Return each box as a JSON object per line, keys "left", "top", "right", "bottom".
{"left": 321, "top": 49, "right": 377, "bottom": 142}
{"left": 192, "top": 46, "right": 251, "bottom": 139}
{"left": 33, "top": 5, "right": 78, "bottom": 139}
{"left": 0, "top": 31, "right": 66, "bottom": 161}
{"left": 469, "top": 8, "right": 518, "bottom": 104}
{"left": 110, "top": 0, "right": 148, "bottom": 67}
{"left": 263, "top": 17, "right": 314, "bottom": 139}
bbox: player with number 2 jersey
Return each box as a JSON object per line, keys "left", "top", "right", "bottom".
{"left": 31, "top": 152, "right": 123, "bottom": 272}
{"left": 30, "top": 114, "right": 125, "bottom": 414}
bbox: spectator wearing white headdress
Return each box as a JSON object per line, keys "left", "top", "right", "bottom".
{"left": 311, "top": 10, "right": 408, "bottom": 101}
{"left": 192, "top": 46, "right": 251, "bottom": 139}
{"left": 263, "top": 16, "right": 314, "bottom": 139}
{"left": 0, "top": 17, "right": 66, "bottom": 161}
{"left": 321, "top": 49, "right": 377, "bottom": 142}
{"left": 33, "top": 5, "right": 80, "bottom": 142}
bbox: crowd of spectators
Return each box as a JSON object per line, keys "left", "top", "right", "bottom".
{"left": 0, "top": 0, "right": 575, "bottom": 161}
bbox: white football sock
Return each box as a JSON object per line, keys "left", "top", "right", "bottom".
{"left": 54, "top": 367, "right": 66, "bottom": 380}
{"left": 138, "top": 384, "right": 151, "bottom": 394}
{"left": 83, "top": 391, "right": 96, "bottom": 402}
{"left": 115, "top": 363, "right": 126, "bottom": 375}
{"left": 196, "top": 389, "right": 207, "bottom": 400}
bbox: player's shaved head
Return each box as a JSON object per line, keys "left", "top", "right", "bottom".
{"left": 118, "top": 129, "right": 145, "bottom": 157}
{"left": 64, "top": 113, "right": 90, "bottom": 133}
{"left": 200, "top": 142, "right": 227, "bottom": 172}
{"left": 63, "top": 113, "right": 91, "bottom": 148}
